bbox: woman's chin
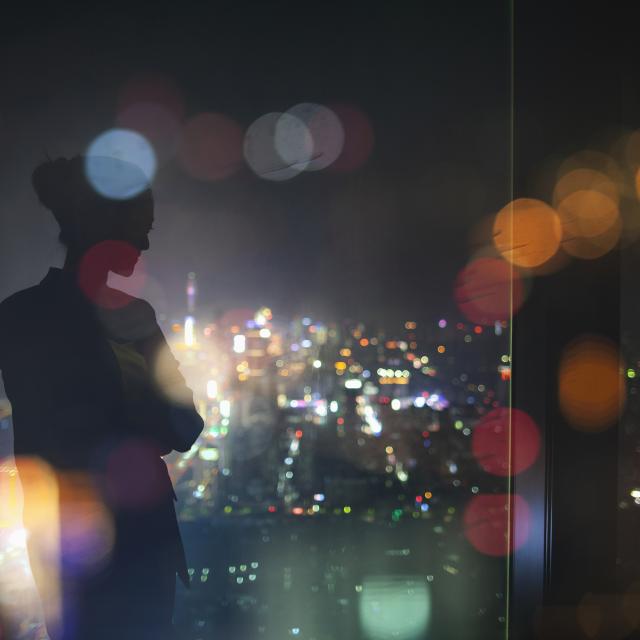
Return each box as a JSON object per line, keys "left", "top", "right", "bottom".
{"left": 111, "top": 263, "right": 137, "bottom": 278}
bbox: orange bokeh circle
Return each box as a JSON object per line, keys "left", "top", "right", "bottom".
{"left": 558, "top": 335, "right": 625, "bottom": 432}
{"left": 493, "top": 198, "right": 562, "bottom": 269}
{"left": 556, "top": 189, "right": 619, "bottom": 240}
{"left": 562, "top": 214, "right": 621, "bottom": 260}
{"left": 552, "top": 168, "right": 619, "bottom": 208}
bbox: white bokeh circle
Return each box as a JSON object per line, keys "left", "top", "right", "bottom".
{"left": 286, "top": 103, "right": 344, "bottom": 171}
{"left": 244, "top": 112, "right": 312, "bottom": 181}
{"left": 85, "top": 128, "right": 156, "bottom": 199}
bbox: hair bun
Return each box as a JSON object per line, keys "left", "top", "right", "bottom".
{"left": 32, "top": 157, "right": 73, "bottom": 212}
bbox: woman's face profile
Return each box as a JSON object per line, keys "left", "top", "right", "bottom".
{"left": 94, "top": 194, "right": 154, "bottom": 278}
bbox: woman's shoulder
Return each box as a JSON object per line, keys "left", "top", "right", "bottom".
{"left": 0, "top": 286, "right": 47, "bottom": 364}
{"left": 0, "top": 269, "right": 65, "bottom": 323}
{"left": 0, "top": 284, "right": 44, "bottom": 324}
{"left": 97, "top": 292, "right": 160, "bottom": 343}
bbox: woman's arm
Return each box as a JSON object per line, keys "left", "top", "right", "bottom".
{"left": 133, "top": 302, "right": 204, "bottom": 454}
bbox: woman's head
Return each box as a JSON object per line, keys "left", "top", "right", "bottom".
{"left": 32, "top": 156, "right": 154, "bottom": 276}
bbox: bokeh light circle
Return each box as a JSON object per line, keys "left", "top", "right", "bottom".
{"left": 622, "top": 581, "right": 640, "bottom": 630}
{"left": 117, "top": 73, "right": 185, "bottom": 122}
{"left": 17, "top": 456, "right": 61, "bottom": 557}
{"left": 463, "top": 493, "right": 530, "bottom": 556}
{"left": 493, "top": 198, "right": 562, "bottom": 268}
{"left": 577, "top": 592, "right": 633, "bottom": 639}
{"left": 454, "top": 257, "right": 524, "bottom": 326}
{"left": 556, "top": 150, "right": 623, "bottom": 189}
{"left": 273, "top": 112, "right": 314, "bottom": 170}
{"left": 556, "top": 189, "right": 619, "bottom": 241}
{"left": 558, "top": 335, "right": 625, "bottom": 432}
{"left": 116, "top": 73, "right": 185, "bottom": 166}
{"left": 472, "top": 408, "right": 540, "bottom": 476}
{"left": 117, "top": 102, "right": 181, "bottom": 165}
{"left": 244, "top": 112, "right": 309, "bottom": 181}
{"left": 285, "top": 103, "right": 345, "bottom": 170}
{"left": 358, "top": 575, "right": 431, "bottom": 640}
{"left": 78, "top": 241, "right": 145, "bottom": 309}
{"left": 178, "top": 113, "right": 244, "bottom": 181}
{"left": 85, "top": 129, "right": 156, "bottom": 199}
{"left": 329, "top": 104, "right": 374, "bottom": 171}
{"left": 562, "top": 214, "right": 621, "bottom": 260}
{"left": 625, "top": 131, "right": 640, "bottom": 199}
{"left": 15, "top": 456, "right": 63, "bottom": 628}
{"left": 552, "top": 168, "right": 619, "bottom": 208}
{"left": 58, "top": 472, "right": 115, "bottom": 574}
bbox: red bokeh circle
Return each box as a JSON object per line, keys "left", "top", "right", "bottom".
{"left": 329, "top": 104, "right": 374, "bottom": 171}
{"left": 178, "top": 113, "right": 244, "bottom": 181}
{"left": 463, "top": 493, "right": 530, "bottom": 556}
{"left": 472, "top": 408, "right": 540, "bottom": 476}
{"left": 78, "top": 241, "right": 146, "bottom": 309}
{"left": 454, "top": 257, "right": 523, "bottom": 326}
{"left": 117, "top": 73, "right": 186, "bottom": 122}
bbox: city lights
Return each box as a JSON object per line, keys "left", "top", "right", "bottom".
{"left": 206, "top": 379, "right": 218, "bottom": 399}
{"left": 184, "top": 316, "right": 195, "bottom": 347}
{"left": 233, "top": 334, "right": 246, "bottom": 354}
{"left": 219, "top": 400, "right": 231, "bottom": 419}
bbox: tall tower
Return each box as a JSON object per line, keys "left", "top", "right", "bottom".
{"left": 186, "top": 271, "right": 197, "bottom": 313}
{"left": 184, "top": 272, "right": 197, "bottom": 347}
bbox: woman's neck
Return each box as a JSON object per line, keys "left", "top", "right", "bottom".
{"left": 63, "top": 249, "right": 109, "bottom": 287}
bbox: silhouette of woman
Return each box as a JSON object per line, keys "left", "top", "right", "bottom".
{"left": 0, "top": 156, "right": 203, "bottom": 639}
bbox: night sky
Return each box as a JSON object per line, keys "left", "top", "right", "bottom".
{"left": 1, "top": 3, "right": 630, "bottom": 327}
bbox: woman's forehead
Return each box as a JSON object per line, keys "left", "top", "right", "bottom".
{"left": 127, "top": 192, "right": 154, "bottom": 218}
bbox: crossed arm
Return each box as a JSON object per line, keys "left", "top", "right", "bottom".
{"left": 131, "top": 308, "right": 204, "bottom": 455}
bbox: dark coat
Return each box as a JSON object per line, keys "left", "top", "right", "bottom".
{"left": 0, "top": 268, "right": 203, "bottom": 637}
